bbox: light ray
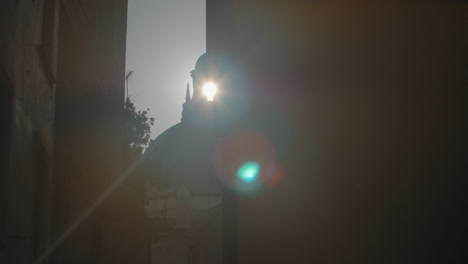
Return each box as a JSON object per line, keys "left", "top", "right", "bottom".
{"left": 32, "top": 144, "right": 159, "bottom": 264}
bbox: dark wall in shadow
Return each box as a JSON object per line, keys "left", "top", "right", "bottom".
{"left": 208, "top": 1, "right": 468, "bottom": 263}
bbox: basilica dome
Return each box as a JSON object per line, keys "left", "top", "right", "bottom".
{"left": 142, "top": 121, "right": 221, "bottom": 195}
{"left": 139, "top": 52, "right": 224, "bottom": 194}
{"left": 136, "top": 53, "right": 223, "bottom": 263}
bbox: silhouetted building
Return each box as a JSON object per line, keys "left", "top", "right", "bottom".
{"left": 139, "top": 53, "right": 223, "bottom": 264}
{"left": 1, "top": 1, "right": 150, "bottom": 264}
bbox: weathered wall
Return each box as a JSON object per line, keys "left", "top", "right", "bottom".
{"left": 1, "top": 1, "right": 147, "bottom": 263}
{"left": 0, "top": 0, "right": 60, "bottom": 263}
{"left": 209, "top": 1, "right": 468, "bottom": 263}
{"left": 51, "top": 1, "right": 150, "bottom": 264}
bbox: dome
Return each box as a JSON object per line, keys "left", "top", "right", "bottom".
{"left": 137, "top": 53, "right": 223, "bottom": 264}
{"left": 140, "top": 122, "right": 222, "bottom": 264}
{"left": 141, "top": 122, "right": 221, "bottom": 194}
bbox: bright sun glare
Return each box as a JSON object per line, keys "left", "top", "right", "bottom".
{"left": 202, "top": 82, "right": 217, "bottom": 101}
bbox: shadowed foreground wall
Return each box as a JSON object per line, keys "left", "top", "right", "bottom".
{"left": 207, "top": 1, "right": 467, "bottom": 263}
{"left": 0, "top": 1, "right": 59, "bottom": 262}
{"left": 53, "top": 1, "right": 150, "bottom": 264}
{"left": 1, "top": 1, "right": 151, "bottom": 263}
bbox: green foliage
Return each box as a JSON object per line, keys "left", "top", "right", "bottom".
{"left": 124, "top": 97, "right": 155, "bottom": 161}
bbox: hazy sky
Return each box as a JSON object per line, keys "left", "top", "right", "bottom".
{"left": 126, "top": 0, "right": 205, "bottom": 138}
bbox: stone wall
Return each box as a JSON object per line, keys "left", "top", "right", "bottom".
{"left": 0, "top": 1, "right": 143, "bottom": 263}
{"left": 0, "top": 1, "right": 60, "bottom": 263}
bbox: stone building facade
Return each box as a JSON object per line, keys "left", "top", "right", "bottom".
{"left": 0, "top": 1, "right": 150, "bottom": 264}
{"left": 1, "top": 1, "right": 60, "bottom": 262}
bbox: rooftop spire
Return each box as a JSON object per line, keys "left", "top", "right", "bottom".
{"left": 185, "top": 83, "right": 191, "bottom": 102}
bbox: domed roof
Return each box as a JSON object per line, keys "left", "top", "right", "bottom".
{"left": 141, "top": 122, "right": 221, "bottom": 194}
{"left": 135, "top": 52, "right": 228, "bottom": 194}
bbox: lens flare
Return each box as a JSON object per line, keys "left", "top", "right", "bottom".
{"left": 214, "top": 130, "right": 279, "bottom": 194}
{"left": 237, "top": 161, "right": 260, "bottom": 183}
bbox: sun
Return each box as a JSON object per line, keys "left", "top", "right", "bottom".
{"left": 202, "top": 82, "right": 217, "bottom": 101}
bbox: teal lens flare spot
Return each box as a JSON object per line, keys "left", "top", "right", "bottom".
{"left": 237, "top": 161, "right": 260, "bottom": 183}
